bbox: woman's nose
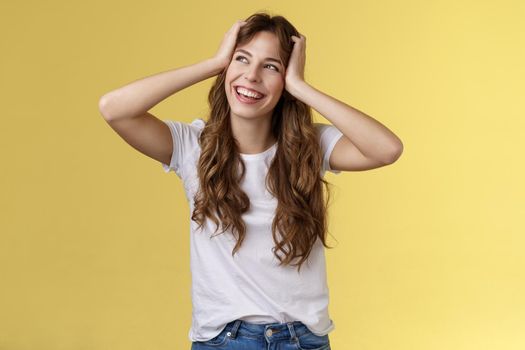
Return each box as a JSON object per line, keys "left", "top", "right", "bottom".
{"left": 244, "top": 65, "right": 261, "bottom": 82}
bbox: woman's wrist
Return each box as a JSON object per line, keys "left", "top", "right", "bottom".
{"left": 208, "top": 56, "right": 229, "bottom": 74}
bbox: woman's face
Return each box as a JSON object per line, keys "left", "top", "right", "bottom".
{"left": 224, "top": 31, "right": 285, "bottom": 121}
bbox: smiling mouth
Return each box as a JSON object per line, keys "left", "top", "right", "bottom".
{"left": 233, "top": 86, "right": 266, "bottom": 103}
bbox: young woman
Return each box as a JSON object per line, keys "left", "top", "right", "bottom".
{"left": 99, "top": 12, "right": 402, "bottom": 350}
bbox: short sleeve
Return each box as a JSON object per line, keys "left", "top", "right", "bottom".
{"left": 161, "top": 118, "right": 205, "bottom": 178}
{"left": 314, "top": 123, "right": 344, "bottom": 175}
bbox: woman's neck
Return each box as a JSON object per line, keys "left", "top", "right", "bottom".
{"left": 230, "top": 114, "right": 276, "bottom": 154}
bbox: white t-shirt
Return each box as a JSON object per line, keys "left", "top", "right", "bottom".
{"left": 161, "top": 117, "right": 343, "bottom": 342}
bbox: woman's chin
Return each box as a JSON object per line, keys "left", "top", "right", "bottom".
{"left": 231, "top": 109, "right": 273, "bottom": 120}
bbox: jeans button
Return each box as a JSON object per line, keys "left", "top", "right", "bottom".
{"left": 265, "top": 329, "right": 273, "bottom": 337}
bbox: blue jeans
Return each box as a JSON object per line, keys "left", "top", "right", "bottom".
{"left": 191, "top": 319, "right": 331, "bottom": 350}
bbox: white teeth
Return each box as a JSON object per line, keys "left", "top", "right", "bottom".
{"left": 236, "top": 87, "right": 263, "bottom": 99}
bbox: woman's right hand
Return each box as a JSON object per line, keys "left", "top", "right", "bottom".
{"left": 212, "top": 20, "right": 247, "bottom": 70}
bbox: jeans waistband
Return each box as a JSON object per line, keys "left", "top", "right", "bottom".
{"left": 223, "top": 319, "right": 312, "bottom": 341}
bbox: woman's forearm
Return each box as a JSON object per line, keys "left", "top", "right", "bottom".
{"left": 290, "top": 81, "right": 403, "bottom": 162}
{"left": 99, "top": 58, "right": 225, "bottom": 121}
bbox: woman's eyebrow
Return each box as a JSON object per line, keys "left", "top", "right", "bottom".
{"left": 234, "top": 49, "right": 283, "bottom": 66}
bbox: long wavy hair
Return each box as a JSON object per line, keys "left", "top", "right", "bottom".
{"left": 191, "top": 12, "right": 336, "bottom": 273}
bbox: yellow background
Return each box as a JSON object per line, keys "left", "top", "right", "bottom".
{"left": 1, "top": 0, "right": 524, "bottom": 349}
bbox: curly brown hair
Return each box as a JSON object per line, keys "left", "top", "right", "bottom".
{"left": 191, "top": 12, "right": 337, "bottom": 273}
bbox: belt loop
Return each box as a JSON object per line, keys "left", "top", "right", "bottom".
{"left": 286, "top": 322, "right": 298, "bottom": 342}
{"left": 229, "top": 320, "right": 242, "bottom": 339}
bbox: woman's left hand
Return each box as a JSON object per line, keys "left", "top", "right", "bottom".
{"left": 284, "top": 34, "right": 307, "bottom": 94}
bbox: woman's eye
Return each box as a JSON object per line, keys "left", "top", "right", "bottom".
{"left": 235, "top": 56, "right": 279, "bottom": 72}
{"left": 235, "top": 55, "right": 248, "bottom": 63}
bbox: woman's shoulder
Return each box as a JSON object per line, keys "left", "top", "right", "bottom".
{"left": 190, "top": 118, "right": 206, "bottom": 130}
{"left": 313, "top": 122, "right": 332, "bottom": 134}
{"left": 163, "top": 117, "right": 206, "bottom": 139}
